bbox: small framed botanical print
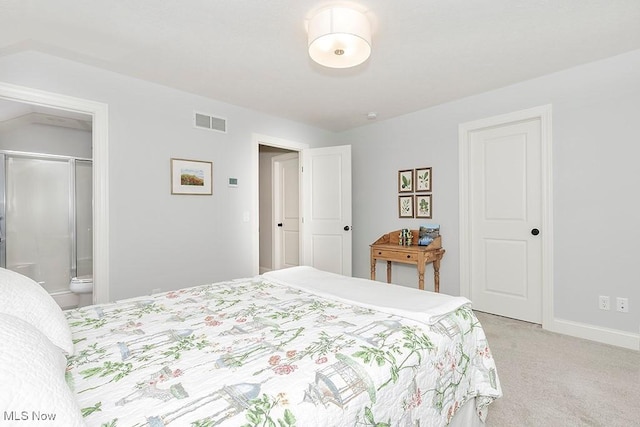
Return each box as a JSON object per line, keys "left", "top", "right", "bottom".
{"left": 399, "top": 195, "right": 414, "bottom": 218}
{"left": 415, "top": 194, "right": 432, "bottom": 218}
{"left": 398, "top": 169, "right": 413, "bottom": 193}
{"left": 415, "top": 167, "right": 432, "bottom": 192}
{"left": 171, "top": 158, "right": 213, "bottom": 195}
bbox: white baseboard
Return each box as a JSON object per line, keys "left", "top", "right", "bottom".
{"left": 548, "top": 317, "right": 639, "bottom": 350}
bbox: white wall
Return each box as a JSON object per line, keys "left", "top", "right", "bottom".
{"left": 0, "top": 121, "right": 91, "bottom": 158}
{"left": 0, "top": 51, "right": 333, "bottom": 301}
{"left": 339, "top": 49, "right": 640, "bottom": 337}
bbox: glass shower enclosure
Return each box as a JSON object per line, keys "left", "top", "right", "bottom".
{"left": 0, "top": 153, "right": 92, "bottom": 301}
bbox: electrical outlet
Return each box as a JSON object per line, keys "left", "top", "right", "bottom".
{"left": 616, "top": 297, "right": 629, "bottom": 313}
{"left": 599, "top": 296, "right": 610, "bottom": 310}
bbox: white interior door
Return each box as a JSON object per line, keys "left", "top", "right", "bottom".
{"left": 468, "top": 118, "right": 543, "bottom": 323}
{"left": 273, "top": 153, "right": 299, "bottom": 270}
{"left": 301, "top": 145, "right": 352, "bottom": 276}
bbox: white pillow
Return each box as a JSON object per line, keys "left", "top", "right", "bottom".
{"left": 0, "top": 267, "right": 74, "bottom": 354}
{"left": 0, "top": 313, "right": 84, "bottom": 427}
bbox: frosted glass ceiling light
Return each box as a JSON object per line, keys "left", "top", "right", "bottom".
{"left": 307, "top": 7, "right": 371, "bottom": 68}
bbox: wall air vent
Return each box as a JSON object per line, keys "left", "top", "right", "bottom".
{"left": 194, "top": 111, "right": 227, "bottom": 133}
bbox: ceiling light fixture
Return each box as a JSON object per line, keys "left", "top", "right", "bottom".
{"left": 307, "top": 6, "right": 371, "bottom": 69}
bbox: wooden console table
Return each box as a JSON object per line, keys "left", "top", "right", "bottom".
{"left": 370, "top": 230, "right": 445, "bottom": 292}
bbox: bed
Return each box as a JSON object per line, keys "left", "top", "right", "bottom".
{"left": 0, "top": 266, "right": 501, "bottom": 426}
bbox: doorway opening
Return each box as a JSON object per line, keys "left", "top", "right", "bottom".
{"left": 253, "top": 134, "right": 308, "bottom": 276}
{"left": 252, "top": 134, "right": 352, "bottom": 277}
{"left": 258, "top": 145, "right": 298, "bottom": 274}
{"left": 0, "top": 99, "right": 93, "bottom": 308}
{"left": 0, "top": 82, "right": 109, "bottom": 304}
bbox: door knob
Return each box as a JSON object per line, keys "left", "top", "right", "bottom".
{"left": 344, "top": 225, "right": 351, "bottom": 231}
{"left": 277, "top": 223, "right": 283, "bottom": 227}
{"left": 531, "top": 228, "right": 540, "bottom": 236}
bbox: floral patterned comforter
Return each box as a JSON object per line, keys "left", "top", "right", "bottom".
{"left": 65, "top": 273, "right": 501, "bottom": 426}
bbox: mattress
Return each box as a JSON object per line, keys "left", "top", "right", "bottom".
{"left": 65, "top": 267, "right": 501, "bottom": 426}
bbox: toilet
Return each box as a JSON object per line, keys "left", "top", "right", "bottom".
{"left": 70, "top": 275, "right": 93, "bottom": 293}
{"left": 70, "top": 275, "right": 93, "bottom": 307}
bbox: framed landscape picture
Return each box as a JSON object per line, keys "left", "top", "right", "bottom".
{"left": 171, "top": 158, "right": 213, "bottom": 195}
{"left": 398, "top": 169, "right": 413, "bottom": 193}
{"left": 415, "top": 167, "right": 432, "bottom": 192}
{"left": 399, "top": 195, "right": 414, "bottom": 218}
{"left": 415, "top": 194, "right": 432, "bottom": 218}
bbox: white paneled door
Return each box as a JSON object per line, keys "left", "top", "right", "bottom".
{"left": 468, "top": 118, "right": 543, "bottom": 323}
{"left": 301, "top": 145, "right": 352, "bottom": 276}
{"left": 273, "top": 153, "right": 299, "bottom": 270}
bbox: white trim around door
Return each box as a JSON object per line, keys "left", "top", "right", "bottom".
{"left": 458, "top": 104, "right": 553, "bottom": 330}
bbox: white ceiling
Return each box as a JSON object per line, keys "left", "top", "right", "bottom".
{"left": 2, "top": 0, "right": 640, "bottom": 131}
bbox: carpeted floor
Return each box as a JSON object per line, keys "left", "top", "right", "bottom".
{"left": 475, "top": 311, "right": 640, "bottom": 427}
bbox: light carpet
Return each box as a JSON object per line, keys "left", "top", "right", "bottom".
{"left": 476, "top": 311, "right": 640, "bottom": 427}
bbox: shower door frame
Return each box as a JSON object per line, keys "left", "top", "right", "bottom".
{"left": 0, "top": 152, "right": 92, "bottom": 286}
